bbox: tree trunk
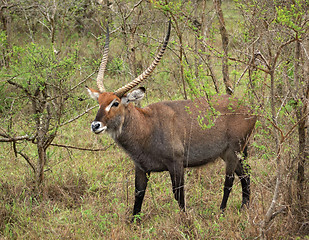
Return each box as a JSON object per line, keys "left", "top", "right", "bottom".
{"left": 213, "top": 0, "right": 233, "bottom": 95}
{"left": 37, "top": 143, "right": 47, "bottom": 185}
{"left": 128, "top": 29, "right": 137, "bottom": 77}
{"left": 294, "top": 39, "right": 308, "bottom": 206}
{"left": 0, "top": 2, "right": 12, "bottom": 67}
{"left": 201, "top": 0, "right": 219, "bottom": 93}
{"left": 170, "top": 13, "right": 187, "bottom": 99}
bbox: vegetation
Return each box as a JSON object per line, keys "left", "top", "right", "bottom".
{"left": 0, "top": 0, "right": 308, "bottom": 239}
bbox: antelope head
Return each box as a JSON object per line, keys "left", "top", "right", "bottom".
{"left": 86, "top": 21, "right": 171, "bottom": 136}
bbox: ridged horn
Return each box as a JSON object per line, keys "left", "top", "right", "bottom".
{"left": 96, "top": 25, "right": 109, "bottom": 93}
{"left": 114, "top": 20, "right": 171, "bottom": 97}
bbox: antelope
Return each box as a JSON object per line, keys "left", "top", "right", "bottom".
{"left": 86, "top": 21, "right": 257, "bottom": 218}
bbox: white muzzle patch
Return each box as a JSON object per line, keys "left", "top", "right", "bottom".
{"left": 91, "top": 121, "right": 107, "bottom": 134}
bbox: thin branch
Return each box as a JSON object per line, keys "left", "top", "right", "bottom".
{"left": 124, "top": 0, "right": 144, "bottom": 21}
{"left": 7, "top": 79, "right": 33, "bottom": 98}
{"left": 50, "top": 142, "right": 114, "bottom": 152}
{"left": 269, "top": 206, "right": 287, "bottom": 222}
{"left": 235, "top": 64, "right": 249, "bottom": 87}
{"left": 0, "top": 126, "right": 36, "bottom": 143}
{"left": 300, "top": 42, "right": 309, "bottom": 61}
{"left": 60, "top": 105, "right": 97, "bottom": 127}
{"left": 275, "top": 89, "right": 291, "bottom": 121}
{"left": 266, "top": 116, "right": 284, "bottom": 141}
{"left": 228, "top": 56, "right": 270, "bottom": 74}
{"left": 17, "top": 151, "right": 36, "bottom": 173}
{"left": 195, "top": 50, "right": 219, "bottom": 93}
{"left": 260, "top": 150, "right": 282, "bottom": 239}
{"left": 0, "top": 135, "right": 31, "bottom": 142}
{"left": 70, "top": 71, "right": 96, "bottom": 92}
{"left": 273, "top": 38, "right": 298, "bottom": 67}
{"left": 0, "top": 127, "right": 9, "bottom": 138}
{"left": 0, "top": 3, "right": 17, "bottom": 11}
{"left": 255, "top": 51, "right": 270, "bottom": 69}
{"left": 134, "top": 31, "right": 179, "bottom": 58}
{"left": 235, "top": 52, "right": 259, "bottom": 88}
{"left": 282, "top": 110, "right": 309, "bottom": 142}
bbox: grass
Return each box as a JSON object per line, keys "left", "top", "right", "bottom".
{"left": 1, "top": 1, "right": 308, "bottom": 239}
{"left": 0, "top": 94, "right": 308, "bottom": 239}
{"left": 1, "top": 113, "right": 307, "bottom": 239}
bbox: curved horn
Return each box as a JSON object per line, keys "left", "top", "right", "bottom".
{"left": 97, "top": 25, "right": 109, "bottom": 93}
{"left": 114, "top": 20, "right": 171, "bottom": 97}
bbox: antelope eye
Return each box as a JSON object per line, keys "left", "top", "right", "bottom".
{"left": 112, "top": 101, "right": 119, "bottom": 107}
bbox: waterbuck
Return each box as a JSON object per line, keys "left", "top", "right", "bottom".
{"left": 86, "top": 21, "right": 256, "bottom": 217}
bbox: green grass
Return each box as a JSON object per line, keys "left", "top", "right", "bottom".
{"left": 1, "top": 1, "right": 308, "bottom": 239}
{"left": 0, "top": 108, "right": 307, "bottom": 239}
{"left": 1, "top": 116, "right": 306, "bottom": 239}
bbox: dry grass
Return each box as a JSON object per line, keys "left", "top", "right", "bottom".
{"left": 0, "top": 2, "right": 308, "bottom": 239}
{"left": 0, "top": 113, "right": 308, "bottom": 239}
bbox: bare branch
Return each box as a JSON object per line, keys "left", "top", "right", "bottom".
{"left": 275, "top": 89, "right": 291, "bottom": 121}
{"left": 20, "top": 152, "right": 36, "bottom": 172}
{"left": 0, "top": 3, "right": 17, "bottom": 11}
{"left": 228, "top": 56, "right": 270, "bottom": 74}
{"left": 255, "top": 51, "right": 270, "bottom": 69}
{"left": 0, "top": 135, "right": 31, "bottom": 142}
{"left": 7, "top": 79, "right": 33, "bottom": 98}
{"left": 124, "top": 0, "right": 144, "bottom": 21}
{"left": 273, "top": 38, "right": 298, "bottom": 67}
{"left": 60, "top": 105, "right": 97, "bottom": 127}
{"left": 44, "top": 72, "right": 97, "bottom": 103}
{"left": 70, "top": 71, "right": 96, "bottom": 92}
{"left": 269, "top": 206, "right": 287, "bottom": 222}
{"left": 50, "top": 142, "right": 114, "bottom": 152}
{"left": 260, "top": 152, "right": 282, "bottom": 239}
{"left": 0, "top": 126, "right": 9, "bottom": 138}
{"left": 283, "top": 110, "right": 309, "bottom": 142}
{"left": 300, "top": 42, "right": 309, "bottom": 61}
{"left": 0, "top": 126, "right": 36, "bottom": 143}
{"left": 235, "top": 53, "right": 259, "bottom": 88}
{"left": 235, "top": 65, "right": 249, "bottom": 88}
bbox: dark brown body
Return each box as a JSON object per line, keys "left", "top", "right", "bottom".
{"left": 89, "top": 91, "right": 256, "bottom": 216}
{"left": 117, "top": 95, "right": 255, "bottom": 172}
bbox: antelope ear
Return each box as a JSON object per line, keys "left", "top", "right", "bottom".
{"left": 86, "top": 86, "right": 100, "bottom": 101}
{"left": 121, "top": 87, "right": 145, "bottom": 105}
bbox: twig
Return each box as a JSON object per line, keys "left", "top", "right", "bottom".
{"left": 0, "top": 126, "right": 8, "bottom": 134}
{"left": 7, "top": 79, "right": 33, "bottom": 98}
{"left": 17, "top": 151, "right": 36, "bottom": 173}
{"left": 282, "top": 110, "right": 309, "bottom": 142}
{"left": 269, "top": 206, "right": 287, "bottom": 222}
{"left": 0, "top": 3, "right": 17, "bottom": 11}
{"left": 60, "top": 105, "right": 97, "bottom": 127}
{"left": 255, "top": 51, "right": 270, "bottom": 69}
{"left": 0, "top": 135, "right": 31, "bottom": 142}
{"left": 260, "top": 158, "right": 282, "bottom": 240}
{"left": 235, "top": 64, "right": 249, "bottom": 87}
{"left": 228, "top": 56, "right": 270, "bottom": 74}
{"left": 70, "top": 71, "right": 96, "bottom": 92}
{"left": 300, "top": 42, "right": 309, "bottom": 61}
{"left": 275, "top": 89, "right": 291, "bottom": 121}
{"left": 50, "top": 142, "right": 114, "bottom": 152}
{"left": 124, "top": 0, "right": 144, "bottom": 21}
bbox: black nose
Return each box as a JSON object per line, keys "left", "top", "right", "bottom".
{"left": 91, "top": 121, "right": 101, "bottom": 132}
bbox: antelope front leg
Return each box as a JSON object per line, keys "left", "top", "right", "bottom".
{"left": 133, "top": 166, "right": 149, "bottom": 217}
{"left": 168, "top": 164, "right": 185, "bottom": 211}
